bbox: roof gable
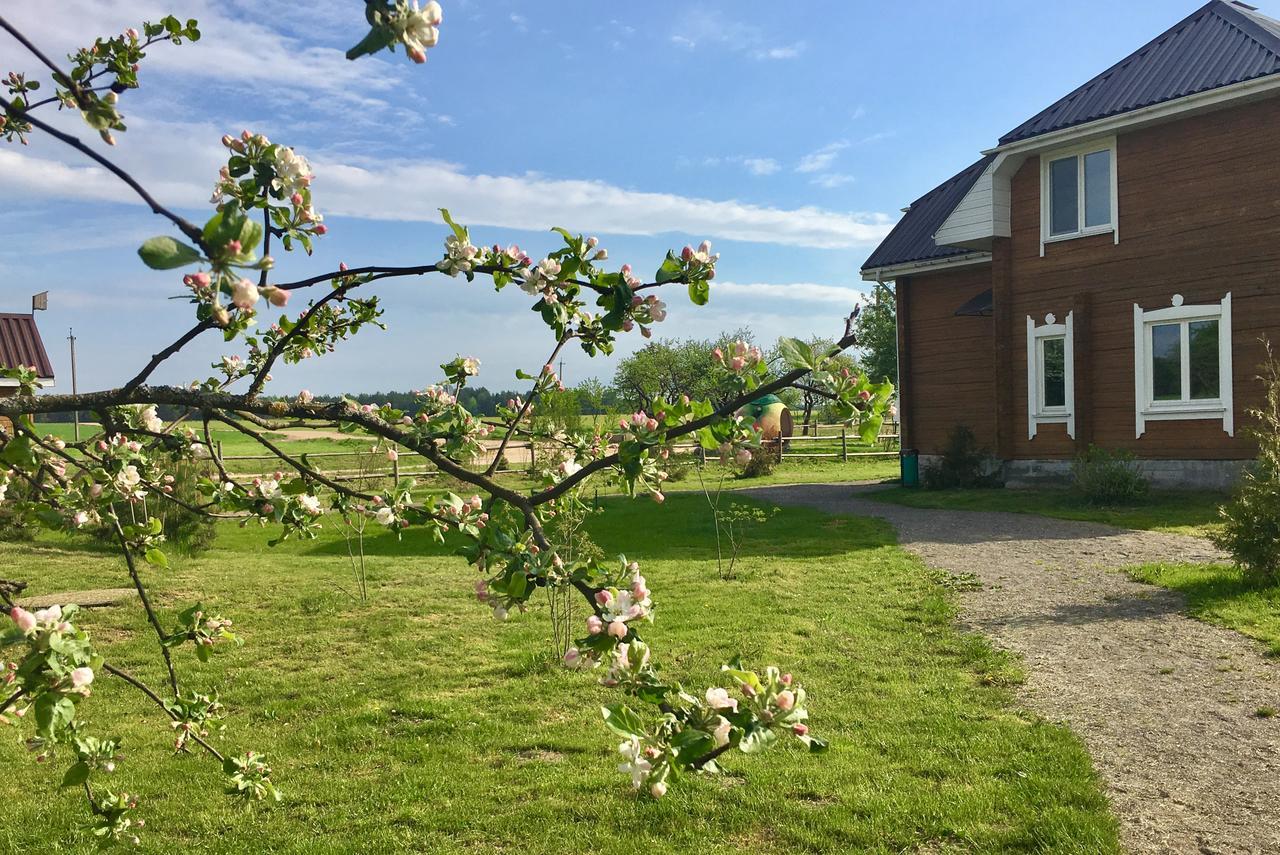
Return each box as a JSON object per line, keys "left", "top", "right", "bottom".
{"left": 860, "top": 155, "right": 995, "bottom": 272}
{"left": 1000, "top": 1, "right": 1280, "bottom": 145}
{"left": 0, "top": 313, "right": 55, "bottom": 379}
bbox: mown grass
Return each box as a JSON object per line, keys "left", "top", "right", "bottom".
{"left": 1125, "top": 562, "right": 1280, "bottom": 656}
{"left": 0, "top": 495, "right": 1116, "bottom": 853}
{"left": 868, "top": 486, "right": 1226, "bottom": 538}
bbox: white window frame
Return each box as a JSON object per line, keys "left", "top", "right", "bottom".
{"left": 1039, "top": 136, "right": 1119, "bottom": 255}
{"left": 1026, "top": 311, "right": 1075, "bottom": 440}
{"left": 1133, "top": 292, "right": 1233, "bottom": 438}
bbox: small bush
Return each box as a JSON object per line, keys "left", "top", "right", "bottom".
{"left": 740, "top": 445, "right": 776, "bottom": 479}
{"left": 1214, "top": 344, "right": 1280, "bottom": 585}
{"left": 0, "top": 477, "right": 37, "bottom": 542}
{"left": 1071, "top": 446, "right": 1149, "bottom": 506}
{"left": 922, "top": 425, "right": 996, "bottom": 489}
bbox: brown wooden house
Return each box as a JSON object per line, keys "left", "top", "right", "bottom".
{"left": 0, "top": 312, "right": 55, "bottom": 436}
{"left": 862, "top": 0, "right": 1280, "bottom": 487}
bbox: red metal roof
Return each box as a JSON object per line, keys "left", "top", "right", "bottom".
{"left": 0, "top": 314, "right": 54, "bottom": 379}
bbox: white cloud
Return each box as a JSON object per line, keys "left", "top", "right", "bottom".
{"left": 811, "top": 173, "right": 857, "bottom": 189}
{"left": 510, "top": 13, "right": 528, "bottom": 31}
{"left": 712, "top": 281, "right": 869, "bottom": 306}
{"left": 0, "top": 118, "right": 895, "bottom": 250}
{"left": 671, "top": 35, "right": 697, "bottom": 49}
{"left": 796, "top": 141, "right": 850, "bottom": 174}
{"left": 3, "top": 0, "right": 404, "bottom": 109}
{"left": 754, "top": 42, "right": 806, "bottom": 61}
{"left": 741, "top": 157, "right": 780, "bottom": 176}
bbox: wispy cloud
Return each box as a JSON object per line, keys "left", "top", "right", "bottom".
{"left": 509, "top": 13, "right": 528, "bottom": 32}
{"left": 740, "top": 157, "right": 780, "bottom": 176}
{"left": 0, "top": 119, "right": 895, "bottom": 250}
{"left": 712, "top": 281, "right": 869, "bottom": 306}
{"left": 810, "top": 173, "right": 856, "bottom": 189}
{"left": 796, "top": 141, "right": 850, "bottom": 174}
{"left": 753, "top": 42, "right": 806, "bottom": 61}
{"left": 671, "top": 34, "right": 697, "bottom": 49}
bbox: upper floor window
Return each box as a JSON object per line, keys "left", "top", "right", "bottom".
{"left": 1040, "top": 137, "right": 1117, "bottom": 251}
{"left": 1133, "top": 293, "right": 1233, "bottom": 438}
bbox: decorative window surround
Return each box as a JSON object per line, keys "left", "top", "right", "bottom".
{"left": 1026, "top": 311, "right": 1075, "bottom": 440}
{"left": 1039, "top": 136, "right": 1119, "bottom": 256}
{"left": 1133, "top": 292, "right": 1233, "bottom": 438}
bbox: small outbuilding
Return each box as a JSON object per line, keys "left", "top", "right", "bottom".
{"left": 0, "top": 312, "right": 55, "bottom": 435}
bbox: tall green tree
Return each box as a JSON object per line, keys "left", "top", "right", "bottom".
{"left": 855, "top": 282, "right": 898, "bottom": 384}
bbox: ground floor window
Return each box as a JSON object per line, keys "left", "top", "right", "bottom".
{"left": 1133, "top": 293, "right": 1232, "bottom": 437}
{"left": 1026, "top": 311, "right": 1074, "bottom": 439}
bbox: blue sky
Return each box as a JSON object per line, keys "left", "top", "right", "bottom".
{"left": 1, "top": 1, "right": 1214, "bottom": 395}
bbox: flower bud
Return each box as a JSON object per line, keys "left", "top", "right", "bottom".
{"left": 775, "top": 690, "right": 795, "bottom": 711}
{"left": 792, "top": 723, "right": 808, "bottom": 736}
{"left": 649, "top": 781, "right": 667, "bottom": 798}
{"left": 587, "top": 615, "right": 603, "bottom": 634}
{"left": 681, "top": 245, "right": 693, "bottom": 261}
{"left": 607, "top": 619, "right": 628, "bottom": 639}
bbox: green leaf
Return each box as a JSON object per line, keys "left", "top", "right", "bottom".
{"left": 61, "top": 761, "right": 91, "bottom": 788}
{"left": 776, "top": 337, "right": 816, "bottom": 371}
{"left": 439, "top": 208, "right": 468, "bottom": 243}
{"left": 688, "top": 278, "right": 710, "bottom": 306}
{"left": 144, "top": 547, "right": 169, "bottom": 569}
{"left": 858, "top": 414, "right": 884, "bottom": 445}
{"left": 799, "top": 734, "right": 829, "bottom": 754}
{"left": 737, "top": 726, "right": 778, "bottom": 754}
{"left": 601, "top": 704, "right": 646, "bottom": 738}
{"left": 137, "top": 236, "right": 203, "bottom": 270}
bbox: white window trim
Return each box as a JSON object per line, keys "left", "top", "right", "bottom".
{"left": 1026, "top": 311, "right": 1075, "bottom": 440}
{"left": 1133, "top": 292, "right": 1233, "bottom": 438}
{"left": 1039, "top": 136, "right": 1119, "bottom": 256}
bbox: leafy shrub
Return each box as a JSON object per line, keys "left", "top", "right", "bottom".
{"left": 1214, "top": 345, "right": 1280, "bottom": 585}
{"left": 740, "top": 445, "right": 776, "bottom": 479}
{"left": 107, "top": 458, "right": 216, "bottom": 556}
{"left": 0, "top": 476, "right": 36, "bottom": 542}
{"left": 921, "top": 425, "right": 996, "bottom": 489}
{"left": 1071, "top": 446, "right": 1149, "bottom": 506}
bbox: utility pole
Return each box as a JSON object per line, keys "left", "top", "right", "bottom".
{"left": 558, "top": 359, "right": 565, "bottom": 384}
{"left": 68, "top": 328, "right": 80, "bottom": 441}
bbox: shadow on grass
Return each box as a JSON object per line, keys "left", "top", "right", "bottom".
{"left": 1126, "top": 561, "right": 1280, "bottom": 653}
{"left": 298, "top": 492, "right": 899, "bottom": 562}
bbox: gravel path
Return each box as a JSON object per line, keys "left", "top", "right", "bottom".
{"left": 748, "top": 483, "right": 1280, "bottom": 855}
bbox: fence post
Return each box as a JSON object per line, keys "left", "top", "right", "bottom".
{"left": 528, "top": 441, "right": 536, "bottom": 473}
{"left": 216, "top": 440, "right": 223, "bottom": 461}
{"left": 841, "top": 428, "right": 847, "bottom": 462}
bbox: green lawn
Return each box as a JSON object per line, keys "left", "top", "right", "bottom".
{"left": 0, "top": 495, "right": 1116, "bottom": 853}
{"left": 1125, "top": 563, "right": 1280, "bottom": 657}
{"left": 867, "top": 486, "right": 1227, "bottom": 538}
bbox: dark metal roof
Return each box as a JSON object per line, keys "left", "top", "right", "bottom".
{"left": 1000, "top": 1, "right": 1280, "bottom": 144}
{"left": 954, "top": 288, "right": 994, "bottom": 317}
{"left": 0, "top": 314, "right": 54, "bottom": 379}
{"left": 860, "top": 155, "right": 995, "bottom": 272}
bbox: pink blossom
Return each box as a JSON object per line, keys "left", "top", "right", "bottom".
{"left": 562, "top": 647, "right": 581, "bottom": 668}
{"left": 126, "top": 27, "right": 139, "bottom": 40}
{"left": 69, "top": 667, "right": 94, "bottom": 690}
{"left": 594, "top": 590, "right": 613, "bottom": 608}
{"left": 263, "top": 286, "right": 290, "bottom": 307}
{"left": 226, "top": 239, "right": 242, "bottom": 254}
{"left": 858, "top": 390, "right": 872, "bottom": 401}
{"left": 792, "top": 723, "right": 808, "bottom": 736}
{"left": 780, "top": 673, "right": 793, "bottom": 686}
{"left": 10, "top": 606, "right": 35, "bottom": 634}
{"left": 775, "top": 690, "right": 795, "bottom": 711}
{"left": 315, "top": 224, "right": 329, "bottom": 235}
{"left": 586, "top": 615, "right": 604, "bottom": 634}
{"left": 386, "top": 449, "right": 399, "bottom": 462}
{"left": 290, "top": 192, "right": 303, "bottom": 205}
{"left": 698, "top": 240, "right": 712, "bottom": 255}
{"left": 681, "top": 245, "right": 693, "bottom": 261}
{"left": 649, "top": 781, "right": 667, "bottom": 798}
{"left": 607, "top": 620, "right": 628, "bottom": 639}
{"left": 651, "top": 491, "right": 664, "bottom": 503}
{"left": 730, "top": 356, "right": 745, "bottom": 371}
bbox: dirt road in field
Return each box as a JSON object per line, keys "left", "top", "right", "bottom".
{"left": 749, "top": 483, "right": 1280, "bottom": 855}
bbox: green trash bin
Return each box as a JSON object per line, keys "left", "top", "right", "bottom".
{"left": 900, "top": 449, "right": 919, "bottom": 488}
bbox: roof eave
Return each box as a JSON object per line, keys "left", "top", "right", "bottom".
{"left": 860, "top": 251, "right": 992, "bottom": 282}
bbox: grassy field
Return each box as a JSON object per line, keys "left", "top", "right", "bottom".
{"left": 867, "top": 486, "right": 1227, "bottom": 538}
{"left": 1125, "top": 563, "right": 1280, "bottom": 657}
{"left": 0, "top": 495, "right": 1116, "bottom": 853}
{"left": 31, "top": 421, "right": 899, "bottom": 488}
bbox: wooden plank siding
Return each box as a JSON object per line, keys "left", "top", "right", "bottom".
{"left": 897, "top": 267, "right": 996, "bottom": 456}
{"left": 1003, "top": 95, "right": 1280, "bottom": 461}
